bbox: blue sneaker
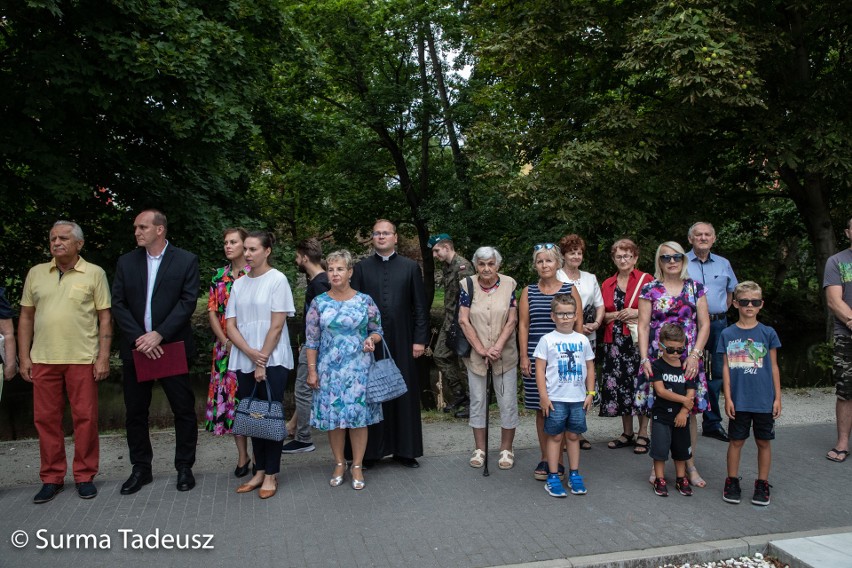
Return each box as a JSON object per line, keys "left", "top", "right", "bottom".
{"left": 568, "top": 472, "right": 587, "bottom": 495}
{"left": 544, "top": 474, "right": 567, "bottom": 498}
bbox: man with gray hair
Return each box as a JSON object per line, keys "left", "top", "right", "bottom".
{"left": 18, "top": 221, "right": 112, "bottom": 503}
{"left": 686, "top": 221, "right": 738, "bottom": 442}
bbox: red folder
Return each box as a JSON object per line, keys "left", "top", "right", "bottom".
{"left": 132, "top": 341, "right": 189, "bottom": 382}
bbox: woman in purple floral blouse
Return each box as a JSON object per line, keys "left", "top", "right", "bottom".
{"left": 636, "top": 241, "right": 711, "bottom": 487}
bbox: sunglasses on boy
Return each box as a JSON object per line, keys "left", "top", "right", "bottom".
{"left": 534, "top": 243, "right": 556, "bottom": 251}
{"left": 661, "top": 346, "right": 686, "bottom": 354}
{"left": 736, "top": 299, "right": 764, "bottom": 307}
{"left": 660, "top": 253, "right": 685, "bottom": 263}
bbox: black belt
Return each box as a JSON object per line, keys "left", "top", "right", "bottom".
{"left": 709, "top": 313, "right": 727, "bottom": 322}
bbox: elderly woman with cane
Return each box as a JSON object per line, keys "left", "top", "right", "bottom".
{"left": 458, "top": 246, "right": 520, "bottom": 470}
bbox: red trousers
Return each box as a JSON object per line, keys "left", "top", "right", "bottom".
{"left": 32, "top": 364, "right": 99, "bottom": 483}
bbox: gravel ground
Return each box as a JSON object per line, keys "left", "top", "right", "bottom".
{"left": 658, "top": 553, "right": 788, "bottom": 567}
{"left": 0, "top": 387, "right": 837, "bottom": 489}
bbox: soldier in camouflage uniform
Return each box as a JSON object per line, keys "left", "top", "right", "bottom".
{"left": 429, "top": 234, "right": 475, "bottom": 418}
{"left": 824, "top": 215, "right": 852, "bottom": 463}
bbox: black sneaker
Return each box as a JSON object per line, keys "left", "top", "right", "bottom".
{"left": 281, "top": 440, "right": 316, "bottom": 454}
{"left": 33, "top": 483, "right": 64, "bottom": 504}
{"left": 653, "top": 477, "right": 668, "bottom": 497}
{"left": 76, "top": 481, "right": 98, "bottom": 499}
{"left": 723, "top": 476, "right": 741, "bottom": 504}
{"left": 752, "top": 479, "right": 771, "bottom": 506}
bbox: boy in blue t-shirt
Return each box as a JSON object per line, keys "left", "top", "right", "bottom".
{"left": 534, "top": 294, "right": 595, "bottom": 498}
{"left": 649, "top": 323, "right": 696, "bottom": 497}
{"left": 717, "top": 281, "right": 782, "bottom": 506}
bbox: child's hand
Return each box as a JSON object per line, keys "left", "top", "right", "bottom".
{"left": 674, "top": 410, "right": 688, "bottom": 428}
{"left": 682, "top": 396, "right": 694, "bottom": 411}
{"left": 772, "top": 398, "right": 782, "bottom": 419}
{"left": 725, "top": 399, "right": 736, "bottom": 419}
{"left": 583, "top": 394, "right": 593, "bottom": 411}
{"left": 540, "top": 396, "right": 553, "bottom": 417}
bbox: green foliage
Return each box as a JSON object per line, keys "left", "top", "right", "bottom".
{"left": 1, "top": 0, "right": 294, "bottom": 297}
{"left": 466, "top": 0, "right": 852, "bottom": 299}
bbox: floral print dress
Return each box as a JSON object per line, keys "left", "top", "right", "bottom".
{"left": 600, "top": 286, "right": 640, "bottom": 417}
{"left": 306, "top": 292, "right": 384, "bottom": 431}
{"left": 633, "top": 279, "right": 708, "bottom": 415}
{"left": 204, "top": 263, "right": 249, "bottom": 435}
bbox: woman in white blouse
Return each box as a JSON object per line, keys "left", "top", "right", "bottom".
{"left": 556, "top": 233, "right": 604, "bottom": 451}
{"left": 226, "top": 231, "right": 295, "bottom": 499}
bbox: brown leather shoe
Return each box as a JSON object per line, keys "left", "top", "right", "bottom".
{"left": 258, "top": 477, "right": 278, "bottom": 499}
{"left": 235, "top": 481, "right": 261, "bottom": 494}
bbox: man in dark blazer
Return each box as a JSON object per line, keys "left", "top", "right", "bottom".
{"left": 112, "top": 209, "right": 200, "bottom": 494}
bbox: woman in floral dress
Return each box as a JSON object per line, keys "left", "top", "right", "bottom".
{"left": 205, "top": 228, "right": 251, "bottom": 476}
{"left": 636, "top": 241, "right": 711, "bottom": 487}
{"left": 306, "top": 250, "right": 383, "bottom": 490}
{"left": 600, "top": 239, "right": 653, "bottom": 454}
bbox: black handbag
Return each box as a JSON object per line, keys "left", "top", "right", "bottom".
{"left": 366, "top": 341, "right": 408, "bottom": 403}
{"left": 232, "top": 380, "right": 287, "bottom": 441}
{"left": 446, "top": 276, "right": 474, "bottom": 358}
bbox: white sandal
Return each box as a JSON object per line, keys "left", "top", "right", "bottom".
{"left": 498, "top": 449, "right": 514, "bottom": 470}
{"left": 469, "top": 449, "right": 485, "bottom": 468}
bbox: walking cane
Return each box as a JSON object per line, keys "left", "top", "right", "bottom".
{"left": 483, "top": 360, "right": 492, "bottom": 477}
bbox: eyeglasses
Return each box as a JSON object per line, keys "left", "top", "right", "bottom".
{"left": 614, "top": 254, "right": 633, "bottom": 261}
{"left": 372, "top": 231, "right": 395, "bottom": 238}
{"left": 553, "top": 311, "right": 576, "bottom": 319}
{"left": 534, "top": 243, "right": 556, "bottom": 251}
{"left": 661, "top": 346, "right": 686, "bottom": 354}
{"left": 660, "top": 253, "right": 685, "bottom": 263}
{"left": 736, "top": 299, "right": 764, "bottom": 307}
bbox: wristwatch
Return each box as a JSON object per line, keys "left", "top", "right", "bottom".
{"left": 689, "top": 350, "right": 703, "bottom": 360}
{"left": 586, "top": 390, "right": 597, "bottom": 396}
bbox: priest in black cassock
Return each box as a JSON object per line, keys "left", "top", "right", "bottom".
{"left": 350, "top": 219, "right": 430, "bottom": 467}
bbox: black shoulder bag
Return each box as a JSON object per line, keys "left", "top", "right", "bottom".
{"left": 446, "top": 276, "right": 474, "bottom": 358}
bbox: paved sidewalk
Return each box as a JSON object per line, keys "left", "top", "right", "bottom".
{"left": 1, "top": 422, "right": 848, "bottom": 568}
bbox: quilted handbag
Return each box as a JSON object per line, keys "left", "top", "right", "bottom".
{"left": 366, "top": 341, "right": 408, "bottom": 403}
{"left": 445, "top": 276, "right": 474, "bottom": 358}
{"left": 232, "top": 380, "right": 287, "bottom": 441}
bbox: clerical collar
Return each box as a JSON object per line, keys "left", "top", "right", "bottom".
{"left": 376, "top": 251, "right": 396, "bottom": 262}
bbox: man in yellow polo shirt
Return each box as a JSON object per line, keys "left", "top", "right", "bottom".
{"left": 18, "top": 221, "right": 112, "bottom": 504}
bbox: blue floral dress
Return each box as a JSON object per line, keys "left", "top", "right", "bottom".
{"left": 306, "top": 292, "right": 384, "bottom": 431}
{"left": 633, "top": 279, "right": 708, "bottom": 414}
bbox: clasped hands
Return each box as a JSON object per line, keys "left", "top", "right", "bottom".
{"left": 135, "top": 331, "right": 164, "bottom": 359}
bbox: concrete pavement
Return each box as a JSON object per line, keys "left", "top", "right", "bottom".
{"left": 0, "top": 422, "right": 849, "bottom": 568}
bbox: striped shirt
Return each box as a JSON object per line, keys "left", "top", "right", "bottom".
{"left": 523, "top": 281, "right": 574, "bottom": 409}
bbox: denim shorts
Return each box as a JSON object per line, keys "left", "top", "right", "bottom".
{"left": 543, "top": 401, "right": 587, "bottom": 436}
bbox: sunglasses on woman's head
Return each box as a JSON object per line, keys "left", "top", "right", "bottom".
{"left": 662, "top": 346, "right": 686, "bottom": 354}
{"left": 534, "top": 243, "right": 556, "bottom": 251}
{"left": 736, "top": 299, "right": 764, "bottom": 307}
{"left": 660, "top": 253, "right": 685, "bottom": 263}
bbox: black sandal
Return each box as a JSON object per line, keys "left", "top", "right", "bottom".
{"left": 633, "top": 435, "right": 650, "bottom": 454}
{"left": 607, "top": 433, "right": 635, "bottom": 449}
{"left": 580, "top": 438, "right": 592, "bottom": 451}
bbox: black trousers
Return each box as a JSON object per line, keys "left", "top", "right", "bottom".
{"left": 122, "top": 360, "right": 198, "bottom": 473}
{"left": 236, "top": 366, "right": 288, "bottom": 475}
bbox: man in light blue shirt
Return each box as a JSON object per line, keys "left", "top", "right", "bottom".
{"left": 687, "top": 222, "right": 738, "bottom": 442}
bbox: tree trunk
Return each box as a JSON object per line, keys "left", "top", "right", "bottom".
{"left": 779, "top": 168, "right": 838, "bottom": 339}
{"left": 417, "top": 28, "right": 436, "bottom": 309}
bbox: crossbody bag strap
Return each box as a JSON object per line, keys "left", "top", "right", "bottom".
{"left": 627, "top": 273, "right": 646, "bottom": 308}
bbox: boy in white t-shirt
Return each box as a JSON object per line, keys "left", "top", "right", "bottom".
{"left": 534, "top": 294, "right": 596, "bottom": 497}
